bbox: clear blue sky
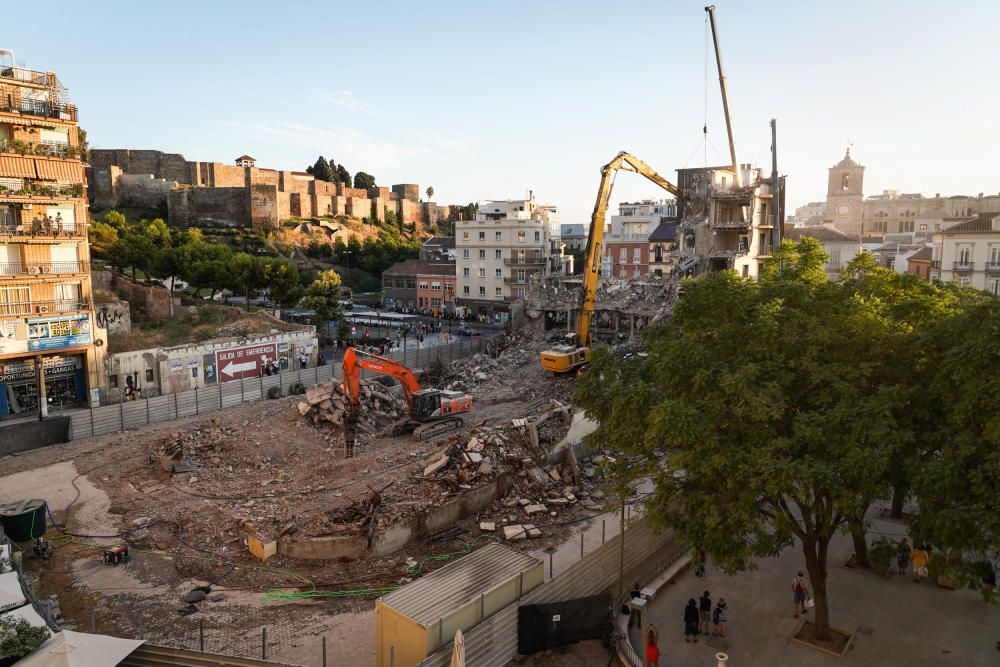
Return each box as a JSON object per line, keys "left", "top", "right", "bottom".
{"left": 8, "top": 0, "right": 1000, "bottom": 222}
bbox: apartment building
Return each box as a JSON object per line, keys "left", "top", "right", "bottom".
{"left": 935, "top": 213, "right": 1000, "bottom": 294}
{"left": 602, "top": 200, "right": 676, "bottom": 279}
{"left": 560, "top": 224, "right": 587, "bottom": 251}
{"left": 455, "top": 194, "right": 562, "bottom": 321}
{"left": 382, "top": 259, "right": 455, "bottom": 312}
{"left": 0, "top": 49, "right": 102, "bottom": 417}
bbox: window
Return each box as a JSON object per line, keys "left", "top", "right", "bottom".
{"left": 463, "top": 249, "right": 470, "bottom": 259}
{"left": 958, "top": 247, "right": 972, "bottom": 264}
{"left": 841, "top": 173, "right": 850, "bottom": 191}
{"left": 989, "top": 246, "right": 1000, "bottom": 265}
{"left": 395, "top": 279, "right": 405, "bottom": 288}
{"left": 463, "top": 285, "right": 470, "bottom": 294}
{"left": 479, "top": 231, "right": 485, "bottom": 240}
{"left": 383, "top": 278, "right": 392, "bottom": 287}
{"left": 109, "top": 374, "right": 119, "bottom": 389}
{"left": 479, "top": 268, "right": 486, "bottom": 278}
{"left": 463, "top": 267, "right": 470, "bottom": 277}
{"left": 145, "top": 369, "right": 154, "bottom": 382}
{"left": 495, "top": 231, "right": 502, "bottom": 240}
{"left": 463, "top": 231, "right": 470, "bottom": 240}
{"left": 495, "top": 287, "right": 502, "bottom": 296}
{"left": 479, "top": 249, "right": 486, "bottom": 259}
{"left": 829, "top": 248, "right": 842, "bottom": 267}
{"left": 406, "top": 279, "right": 415, "bottom": 288}
{"left": 431, "top": 281, "right": 441, "bottom": 290}
{"left": 919, "top": 224, "right": 928, "bottom": 231}
{"left": 517, "top": 288, "right": 526, "bottom": 299}
{"left": 959, "top": 276, "right": 970, "bottom": 287}
{"left": 633, "top": 247, "right": 641, "bottom": 263}
{"left": 479, "top": 286, "right": 486, "bottom": 295}
{"left": 0, "top": 284, "right": 31, "bottom": 316}
{"left": 619, "top": 248, "right": 627, "bottom": 262}
{"left": 517, "top": 269, "right": 525, "bottom": 282}
{"left": 742, "top": 265, "right": 749, "bottom": 278}
{"left": 517, "top": 230, "right": 526, "bottom": 242}
{"left": 989, "top": 278, "right": 1000, "bottom": 295}
{"left": 534, "top": 231, "right": 540, "bottom": 242}
{"left": 418, "top": 281, "right": 429, "bottom": 290}
{"left": 191, "top": 367, "right": 198, "bottom": 378}
{"left": 431, "top": 298, "right": 441, "bottom": 306}
{"left": 495, "top": 268, "right": 502, "bottom": 278}
{"left": 495, "top": 249, "right": 502, "bottom": 259}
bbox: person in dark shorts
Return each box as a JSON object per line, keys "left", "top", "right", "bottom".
{"left": 712, "top": 597, "right": 728, "bottom": 637}
{"left": 792, "top": 571, "right": 808, "bottom": 617}
{"left": 684, "top": 598, "right": 700, "bottom": 642}
{"left": 698, "top": 590, "right": 712, "bottom": 636}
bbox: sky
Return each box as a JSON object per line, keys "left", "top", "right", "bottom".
{"left": 7, "top": 0, "right": 1000, "bottom": 223}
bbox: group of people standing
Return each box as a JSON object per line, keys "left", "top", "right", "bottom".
{"left": 683, "top": 590, "right": 728, "bottom": 643}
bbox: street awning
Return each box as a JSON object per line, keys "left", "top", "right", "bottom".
{"left": 0, "top": 571, "right": 27, "bottom": 612}
{"left": 0, "top": 154, "right": 36, "bottom": 179}
{"left": 15, "top": 630, "right": 144, "bottom": 667}
{"left": 35, "top": 159, "right": 82, "bottom": 182}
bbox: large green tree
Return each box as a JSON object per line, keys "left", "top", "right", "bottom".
{"left": 336, "top": 164, "right": 351, "bottom": 187}
{"left": 302, "top": 269, "right": 343, "bottom": 336}
{"left": 179, "top": 242, "right": 232, "bottom": 300}
{"left": 227, "top": 252, "right": 264, "bottom": 310}
{"left": 260, "top": 257, "right": 304, "bottom": 313}
{"left": 575, "top": 239, "right": 923, "bottom": 641}
{"left": 353, "top": 171, "right": 376, "bottom": 191}
{"left": 307, "top": 156, "right": 333, "bottom": 182}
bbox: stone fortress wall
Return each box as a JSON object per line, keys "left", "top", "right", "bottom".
{"left": 86, "top": 149, "right": 454, "bottom": 230}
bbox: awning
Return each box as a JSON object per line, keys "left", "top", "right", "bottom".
{"left": 0, "top": 154, "right": 36, "bottom": 179}
{"left": 0, "top": 571, "right": 27, "bottom": 612}
{"left": 34, "top": 159, "right": 82, "bottom": 183}
{"left": 0, "top": 114, "right": 58, "bottom": 129}
{"left": 14, "top": 630, "right": 144, "bottom": 667}
{"left": 1, "top": 602, "right": 49, "bottom": 630}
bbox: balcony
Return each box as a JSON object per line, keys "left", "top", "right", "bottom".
{"left": 503, "top": 277, "right": 529, "bottom": 285}
{"left": 503, "top": 257, "right": 545, "bottom": 266}
{"left": 0, "top": 261, "right": 88, "bottom": 277}
{"left": 0, "top": 179, "right": 84, "bottom": 200}
{"left": 0, "top": 222, "right": 85, "bottom": 239}
{"left": 986, "top": 261, "right": 1000, "bottom": 274}
{"left": 0, "top": 89, "right": 76, "bottom": 121}
{"left": 711, "top": 217, "right": 750, "bottom": 231}
{"left": 757, "top": 245, "right": 774, "bottom": 257}
{"left": 953, "top": 261, "right": 974, "bottom": 272}
{"left": 0, "top": 298, "right": 91, "bottom": 318}
{"left": 1, "top": 139, "right": 81, "bottom": 160}
{"left": 709, "top": 245, "right": 749, "bottom": 259}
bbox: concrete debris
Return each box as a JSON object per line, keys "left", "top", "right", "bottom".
{"left": 504, "top": 525, "right": 527, "bottom": 541}
{"left": 479, "top": 521, "right": 496, "bottom": 532}
{"left": 524, "top": 504, "right": 547, "bottom": 515}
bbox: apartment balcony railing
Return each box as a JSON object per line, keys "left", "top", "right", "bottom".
{"left": 0, "top": 179, "right": 84, "bottom": 199}
{"left": 0, "top": 139, "right": 81, "bottom": 159}
{"left": 0, "top": 261, "right": 88, "bottom": 277}
{"left": 503, "top": 277, "right": 529, "bottom": 285}
{"left": 0, "top": 298, "right": 91, "bottom": 318}
{"left": 503, "top": 257, "right": 545, "bottom": 266}
{"left": 711, "top": 217, "right": 750, "bottom": 230}
{"left": 709, "top": 245, "right": 749, "bottom": 258}
{"left": 985, "top": 261, "right": 1000, "bottom": 274}
{"left": 953, "top": 261, "right": 975, "bottom": 272}
{"left": 0, "top": 95, "right": 76, "bottom": 122}
{"left": 0, "top": 222, "right": 85, "bottom": 238}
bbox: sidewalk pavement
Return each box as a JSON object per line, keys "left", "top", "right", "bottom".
{"left": 633, "top": 512, "right": 999, "bottom": 666}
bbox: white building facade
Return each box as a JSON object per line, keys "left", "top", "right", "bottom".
{"left": 455, "top": 194, "right": 563, "bottom": 320}
{"left": 936, "top": 213, "right": 1000, "bottom": 294}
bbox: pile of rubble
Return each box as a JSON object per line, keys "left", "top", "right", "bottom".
{"left": 296, "top": 378, "right": 406, "bottom": 435}
{"left": 595, "top": 275, "right": 681, "bottom": 321}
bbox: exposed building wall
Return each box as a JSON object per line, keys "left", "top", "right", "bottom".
{"left": 168, "top": 187, "right": 249, "bottom": 228}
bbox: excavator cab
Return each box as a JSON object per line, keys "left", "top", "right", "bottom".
{"left": 540, "top": 345, "right": 591, "bottom": 374}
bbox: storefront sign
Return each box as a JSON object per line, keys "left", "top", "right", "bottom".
{"left": 26, "top": 314, "right": 92, "bottom": 351}
{"left": 215, "top": 343, "right": 277, "bottom": 382}
{"left": 0, "top": 356, "right": 81, "bottom": 383}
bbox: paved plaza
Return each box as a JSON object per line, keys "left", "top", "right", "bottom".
{"left": 630, "top": 513, "right": 999, "bottom": 666}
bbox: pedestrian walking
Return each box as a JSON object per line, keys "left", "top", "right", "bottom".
{"left": 684, "top": 598, "right": 699, "bottom": 643}
{"left": 792, "top": 571, "right": 809, "bottom": 618}
{"left": 911, "top": 545, "right": 930, "bottom": 582}
{"left": 712, "top": 597, "right": 727, "bottom": 637}
{"left": 645, "top": 625, "right": 660, "bottom": 667}
{"left": 896, "top": 537, "right": 912, "bottom": 576}
{"left": 698, "top": 590, "right": 712, "bottom": 636}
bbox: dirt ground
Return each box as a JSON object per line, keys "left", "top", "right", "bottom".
{"left": 2, "top": 336, "right": 606, "bottom": 665}
{"left": 508, "top": 640, "right": 611, "bottom": 666}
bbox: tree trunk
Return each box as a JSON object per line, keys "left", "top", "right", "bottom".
{"left": 849, "top": 516, "right": 870, "bottom": 569}
{"left": 802, "top": 534, "right": 833, "bottom": 641}
{"left": 891, "top": 485, "right": 906, "bottom": 520}
{"left": 168, "top": 277, "right": 176, "bottom": 317}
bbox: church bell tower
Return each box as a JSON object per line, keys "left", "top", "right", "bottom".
{"left": 825, "top": 149, "right": 865, "bottom": 238}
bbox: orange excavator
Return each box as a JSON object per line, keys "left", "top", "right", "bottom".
{"left": 341, "top": 347, "right": 473, "bottom": 452}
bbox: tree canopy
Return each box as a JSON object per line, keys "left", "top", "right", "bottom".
{"left": 353, "top": 171, "right": 376, "bottom": 191}
{"left": 573, "top": 238, "right": 969, "bottom": 641}
{"left": 307, "top": 156, "right": 334, "bottom": 182}
{"left": 302, "top": 269, "right": 343, "bottom": 334}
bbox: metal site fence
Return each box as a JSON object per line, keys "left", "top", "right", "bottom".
{"left": 67, "top": 337, "right": 492, "bottom": 440}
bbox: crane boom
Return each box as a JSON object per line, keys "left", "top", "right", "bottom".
{"left": 705, "top": 5, "right": 741, "bottom": 188}
{"left": 540, "top": 151, "right": 680, "bottom": 374}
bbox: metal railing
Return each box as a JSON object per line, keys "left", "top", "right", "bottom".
{"left": 0, "top": 96, "right": 76, "bottom": 121}
{"left": 503, "top": 257, "right": 545, "bottom": 266}
{"left": 0, "top": 298, "right": 91, "bottom": 317}
{"left": 0, "top": 66, "right": 50, "bottom": 86}
{"left": 0, "top": 138, "right": 81, "bottom": 159}
{"left": 0, "top": 261, "right": 87, "bottom": 276}
{"left": 986, "top": 261, "right": 1000, "bottom": 273}
{"left": 0, "top": 179, "right": 84, "bottom": 198}
{"left": 953, "top": 261, "right": 974, "bottom": 272}
{"left": 503, "top": 277, "right": 528, "bottom": 284}
{"left": 711, "top": 217, "right": 750, "bottom": 229}
{"left": 0, "top": 222, "right": 84, "bottom": 238}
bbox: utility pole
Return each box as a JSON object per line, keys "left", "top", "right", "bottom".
{"left": 771, "top": 118, "right": 781, "bottom": 253}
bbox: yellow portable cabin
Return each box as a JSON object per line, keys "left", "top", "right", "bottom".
{"left": 375, "top": 544, "right": 543, "bottom": 667}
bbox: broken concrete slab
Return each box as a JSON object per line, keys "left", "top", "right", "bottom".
{"left": 525, "top": 524, "right": 542, "bottom": 538}
{"left": 525, "top": 504, "right": 547, "bottom": 514}
{"left": 479, "top": 521, "right": 496, "bottom": 532}
{"left": 504, "top": 525, "right": 527, "bottom": 540}
{"left": 423, "top": 455, "right": 449, "bottom": 477}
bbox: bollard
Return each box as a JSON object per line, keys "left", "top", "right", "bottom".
{"left": 716, "top": 652, "right": 729, "bottom": 667}
{"left": 262, "top": 627, "right": 267, "bottom": 660}
{"left": 322, "top": 636, "right": 327, "bottom": 667}
{"left": 580, "top": 532, "right": 585, "bottom": 559}
{"left": 199, "top": 620, "right": 204, "bottom": 651}
{"left": 602, "top": 520, "right": 606, "bottom": 544}
{"left": 548, "top": 551, "right": 554, "bottom": 579}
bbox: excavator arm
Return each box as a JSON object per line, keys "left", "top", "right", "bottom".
{"left": 575, "top": 151, "right": 681, "bottom": 350}
{"left": 541, "top": 151, "right": 680, "bottom": 373}
{"left": 342, "top": 347, "right": 421, "bottom": 412}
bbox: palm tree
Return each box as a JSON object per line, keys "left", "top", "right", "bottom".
{"left": 426, "top": 186, "right": 434, "bottom": 202}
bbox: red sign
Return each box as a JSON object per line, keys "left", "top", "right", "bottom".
{"left": 215, "top": 343, "right": 277, "bottom": 382}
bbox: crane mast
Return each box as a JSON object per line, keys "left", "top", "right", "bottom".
{"left": 705, "top": 5, "right": 741, "bottom": 188}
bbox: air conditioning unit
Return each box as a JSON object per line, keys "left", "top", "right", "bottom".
{"left": 40, "top": 266, "right": 51, "bottom": 273}
{"left": 37, "top": 305, "right": 49, "bottom": 314}
{"left": 21, "top": 203, "right": 32, "bottom": 210}
{"left": 27, "top": 266, "right": 40, "bottom": 274}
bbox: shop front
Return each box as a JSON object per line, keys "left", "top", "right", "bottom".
{"left": 0, "top": 354, "right": 87, "bottom": 418}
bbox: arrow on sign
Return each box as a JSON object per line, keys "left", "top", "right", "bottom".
{"left": 222, "top": 360, "right": 257, "bottom": 378}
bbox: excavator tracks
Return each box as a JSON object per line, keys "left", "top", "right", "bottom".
{"left": 413, "top": 417, "right": 464, "bottom": 441}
